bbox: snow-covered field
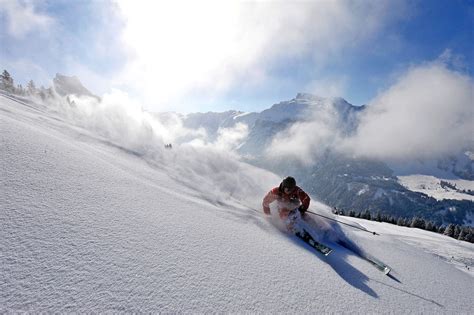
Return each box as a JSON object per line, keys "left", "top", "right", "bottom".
{"left": 398, "top": 175, "right": 474, "bottom": 201}
{"left": 1, "top": 94, "right": 473, "bottom": 313}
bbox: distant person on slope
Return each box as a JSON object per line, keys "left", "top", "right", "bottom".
{"left": 262, "top": 176, "right": 310, "bottom": 219}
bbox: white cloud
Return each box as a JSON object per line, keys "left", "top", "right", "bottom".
{"left": 340, "top": 62, "right": 474, "bottom": 161}
{"left": 0, "top": 0, "right": 54, "bottom": 38}
{"left": 265, "top": 100, "right": 341, "bottom": 165}
{"left": 437, "top": 48, "right": 469, "bottom": 72}
{"left": 214, "top": 123, "right": 249, "bottom": 152}
{"left": 113, "top": 0, "right": 408, "bottom": 112}
{"left": 264, "top": 57, "right": 473, "bottom": 165}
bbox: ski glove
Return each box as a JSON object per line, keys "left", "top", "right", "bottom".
{"left": 297, "top": 205, "right": 306, "bottom": 215}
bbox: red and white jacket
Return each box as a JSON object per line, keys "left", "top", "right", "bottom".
{"left": 262, "top": 185, "right": 310, "bottom": 216}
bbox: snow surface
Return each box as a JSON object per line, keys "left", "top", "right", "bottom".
{"left": 398, "top": 175, "right": 474, "bottom": 201}
{"left": 1, "top": 94, "right": 473, "bottom": 313}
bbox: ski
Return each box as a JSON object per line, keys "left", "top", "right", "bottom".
{"left": 287, "top": 209, "right": 389, "bottom": 271}
{"left": 286, "top": 209, "right": 333, "bottom": 256}
{"left": 359, "top": 254, "right": 391, "bottom": 275}
{"left": 295, "top": 229, "right": 333, "bottom": 256}
{"left": 335, "top": 239, "right": 391, "bottom": 275}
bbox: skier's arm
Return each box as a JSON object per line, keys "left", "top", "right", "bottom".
{"left": 298, "top": 189, "right": 310, "bottom": 212}
{"left": 262, "top": 188, "right": 278, "bottom": 215}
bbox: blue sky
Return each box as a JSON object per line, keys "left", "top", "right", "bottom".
{"left": 0, "top": 0, "right": 472, "bottom": 113}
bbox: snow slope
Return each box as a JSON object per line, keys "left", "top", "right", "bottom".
{"left": 1, "top": 94, "right": 473, "bottom": 313}
{"left": 398, "top": 175, "right": 474, "bottom": 201}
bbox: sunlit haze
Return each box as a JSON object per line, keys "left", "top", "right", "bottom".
{"left": 1, "top": 0, "right": 472, "bottom": 113}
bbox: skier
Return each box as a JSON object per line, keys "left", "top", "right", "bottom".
{"left": 262, "top": 176, "right": 310, "bottom": 219}
{"left": 262, "top": 176, "right": 335, "bottom": 256}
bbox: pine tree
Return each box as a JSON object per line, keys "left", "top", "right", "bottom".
{"left": 27, "top": 80, "right": 37, "bottom": 95}
{"left": 46, "top": 87, "right": 54, "bottom": 98}
{"left": 465, "top": 229, "right": 474, "bottom": 243}
{"left": 1, "top": 70, "right": 14, "bottom": 92}
{"left": 39, "top": 88, "right": 46, "bottom": 100}
{"left": 397, "top": 217, "right": 404, "bottom": 226}
{"left": 376, "top": 211, "right": 382, "bottom": 222}
{"left": 426, "top": 221, "right": 438, "bottom": 232}
{"left": 426, "top": 221, "right": 432, "bottom": 231}
{"left": 389, "top": 216, "right": 396, "bottom": 225}
{"left": 362, "top": 210, "right": 371, "bottom": 220}
{"left": 404, "top": 218, "right": 411, "bottom": 227}
{"left": 410, "top": 217, "right": 426, "bottom": 229}
{"left": 420, "top": 218, "right": 427, "bottom": 230}
{"left": 17, "top": 84, "right": 25, "bottom": 95}
{"left": 349, "top": 210, "right": 356, "bottom": 217}
{"left": 444, "top": 224, "right": 455, "bottom": 237}
{"left": 454, "top": 225, "right": 462, "bottom": 239}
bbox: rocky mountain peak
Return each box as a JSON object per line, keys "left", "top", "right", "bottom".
{"left": 53, "top": 73, "right": 98, "bottom": 99}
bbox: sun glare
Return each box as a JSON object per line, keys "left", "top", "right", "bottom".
{"left": 116, "top": 1, "right": 246, "bottom": 108}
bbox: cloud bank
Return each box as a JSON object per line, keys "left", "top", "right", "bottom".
{"left": 264, "top": 59, "right": 473, "bottom": 165}
{"left": 342, "top": 62, "right": 473, "bottom": 161}
{"left": 114, "top": 0, "right": 409, "bottom": 111}
{"left": 265, "top": 100, "right": 341, "bottom": 165}
{"left": 0, "top": 0, "right": 53, "bottom": 38}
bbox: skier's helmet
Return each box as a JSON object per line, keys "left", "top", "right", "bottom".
{"left": 282, "top": 176, "right": 296, "bottom": 190}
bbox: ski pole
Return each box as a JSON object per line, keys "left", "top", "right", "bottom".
{"left": 305, "top": 210, "right": 379, "bottom": 235}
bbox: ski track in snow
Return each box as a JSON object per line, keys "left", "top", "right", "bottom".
{"left": 1, "top": 95, "right": 473, "bottom": 313}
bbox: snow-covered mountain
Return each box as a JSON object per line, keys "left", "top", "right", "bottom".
{"left": 190, "top": 93, "right": 362, "bottom": 136}
{"left": 155, "top": 93, "right": 364, "bottom": 157}
{"left": 398, "top": 175, "right": 474, "bottom": 201}
{"left": 162, "top": 93, "right": 473, "bottom": 226}
{"left": 1, "top": 93, "right": 473, "bottom": 313}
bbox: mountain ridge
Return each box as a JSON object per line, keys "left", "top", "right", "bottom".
{"left": 53, "top": 73, "right": 100, "bottom": 100}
